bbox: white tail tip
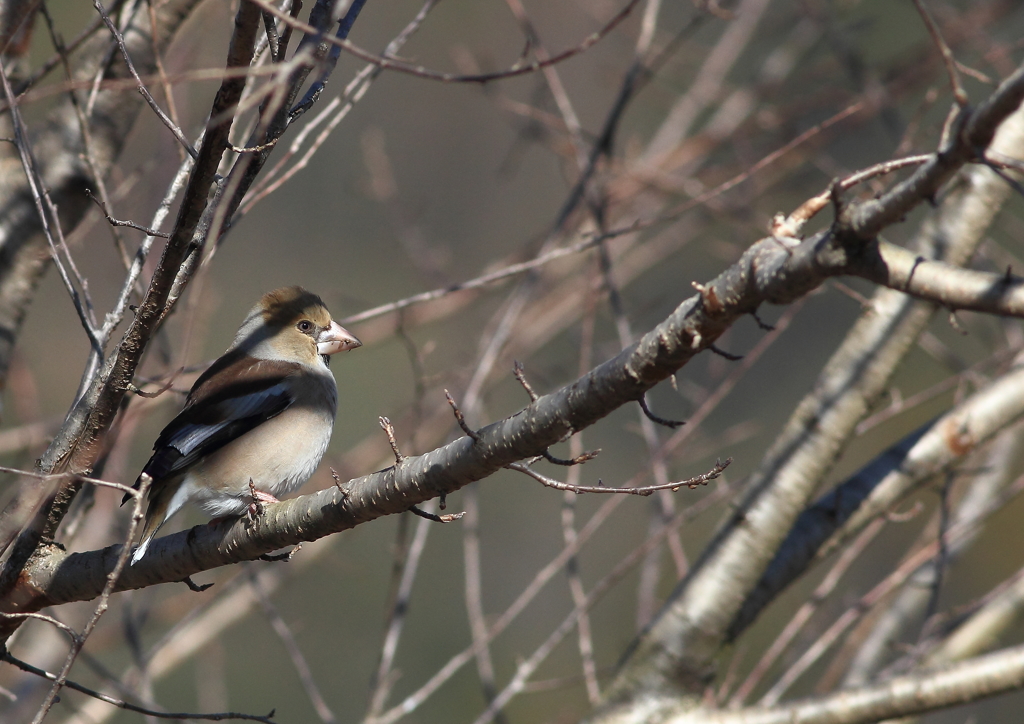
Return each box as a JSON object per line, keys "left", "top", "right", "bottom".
{"left": 130, "top": 538, "right": 151, "bottom": 565}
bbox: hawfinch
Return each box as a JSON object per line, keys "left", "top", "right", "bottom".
{"left": 128, "top": 287, "right": 361, "bottom": 564}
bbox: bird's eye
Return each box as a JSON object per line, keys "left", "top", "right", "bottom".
{"left": 297, "top": 320, "right": 314, "bottom": 333}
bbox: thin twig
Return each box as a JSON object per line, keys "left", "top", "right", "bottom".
{"left": 912, "top": 0, "right": 968, "bottom": 106}
{"left": 408, "top": 505, "right": 464, "bottom": 523}
{"left": 0, "top": 55, "right": 102, "bottom": 355}
{"left": 458, "top": 486, "right": 507, "bottom": 724}
{"left": 86, "top": 190, "right": 172, "bottom": 237}
{"left": 467, "top": 479, "right": 728, "bottom": 724}
{"left": 39, "top": 4, "right": 135, "bottom": 272}
{"left": 379, "top": 416, "right": 405, "bottom": 464}
{"left": 508, "top": 459, "right": 730, "bottom": 495}
{"left": 562, "top": 273, "right": 602, "bottom": 703}
{"left": 513, "top": 360, "right": 539, "bottom": 401}
{"left": 31, "top": 474, "right": 151, "bottom": 723}
{"left": 5, "top": 652, "right": 275, "bottom": 721}
{"left": 444, "top": 390, "right": 480, "bottom": 440}
{"left": 638, "top": 395, "right": 685, "bottom": 429}
{"left": 541, "top": 448, "right": 601, "bottom": 466}
{"left": 759, "top": 475, "right": 1024, "bottom": 706}
{"left": 93, "top": 0, "right": 199, "bottom": 158}
{"left": 0, "top": 465, "right": 138, "bottom": 496}
{"left": 238, "top": 0, "right": 438, "bottom": 214}
{"left": 0, "top": 611, "right": 79, "bottom": 640}
{"left": 371, "top": 481, "right": 733, "bottom": 724}
{"left": 366, "top": 508, "right": 434, "bottom": 718}
{"left": 251, "top": 571, "right": 337, "bottom": 724}
{"left": 728, "top": 517, "right": 887, "bottom": 705}
{"left": 251, "top": 0, "right": 642, "bottom": 85}
{"left": 920, "top": 471, "right": 956, "bottom": 640}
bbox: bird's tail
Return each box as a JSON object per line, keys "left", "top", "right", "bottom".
{"left": 129, "top": 481, "right": 171, "bottom": 565}
{"left": 130, "top": 534, "right": 153, "bottom": 565}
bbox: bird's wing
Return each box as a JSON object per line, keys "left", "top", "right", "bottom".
{"left": 136, "top": 356, "right": 304, "bottom": 486}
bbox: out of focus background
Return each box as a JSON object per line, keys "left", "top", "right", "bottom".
{"left": 4, "top": 0, "right": 1024, "bottom": 722}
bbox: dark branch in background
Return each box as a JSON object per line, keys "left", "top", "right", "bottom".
{"left": 911, "top": 0, "right": 967, "bottom": 107}
{"left": 3, "top": 653, "right": 276, "bottom": 722}
{"left": 288, "top": 0, "right": 368, "bottom": 122}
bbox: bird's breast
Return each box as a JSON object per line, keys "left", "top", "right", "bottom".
{"left": 184, "top": 372, "right": 337, "bottom": 516}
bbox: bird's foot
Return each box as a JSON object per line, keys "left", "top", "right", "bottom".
{"left": 247, "top": 479, "right": 280, "bottom": 520}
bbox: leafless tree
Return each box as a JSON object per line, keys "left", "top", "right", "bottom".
{"left": 1, "top": 1, "right": 1024, "bottom": 723}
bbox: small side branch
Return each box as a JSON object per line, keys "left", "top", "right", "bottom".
{"left": 86, "top": 191, "right": 171, "bottom": 237}
{"left": 542, "top": 448, "right": 601, "bottom": 466}
{"left": 445, "top": 389, "right": 480, "bottom": 440}
{"left": 509, "top": 458, "right": 730, "bottom": 495}
{"left": 379, "top": 416, "right": 405, "bottom": 464}
{"left": 912, "top": 0, "right": 968, "bottom": 106}
{"left": 409, "top": 505, "right": 465, "bottom": 523}
{"left": 513, "top": 360, "right": 539, "bottom": 401}
{"left": 92, "top": 0, "right": 199, "bottom": 159}
{"left": 181, "top": 576, "right": 214, "bottom": 592}
{"left": 638, "top": 395, "right": 685, "bottom": 429}
{"left": 709, "top": 344, "right": 743, "bottom": 361}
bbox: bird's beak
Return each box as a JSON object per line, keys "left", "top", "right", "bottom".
{"left": 317, "top": 321, "right": 362, "bottom": 355}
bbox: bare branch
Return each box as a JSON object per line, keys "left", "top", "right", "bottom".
{"left": 408, "top": 506, "right": 464, "bottom": 523}
{"left": 31, "top": 474, "right": 150, "bottom": 722}
{"left": 911, "top": 0, "right": 967, "bottom": 106}
{"left": 86, "top": 190, "right": 171, "bottom": 237}
{"left": 14, "top": 67, "right": 1024, "bottom": 614}
{"left": 659, "top": 644, "right": 1024, "bottom": 724}
{"left": 250, "top": 0, "right": 643, "bottom": 85}
{"left": 602, "top": 67, "right": 1024, "bottom": 708}
{"left": 92, "top": 0, "right": 198, "bottom": 158}
{"left": 3, "top": 652, "right": 276, "bottom": 722}
{"left": 507, "top": 459, "right": 729, "bottom": 495}
{"left": 251, "top": 572, "right": 336, "bottom": 724}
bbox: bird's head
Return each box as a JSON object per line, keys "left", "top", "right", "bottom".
{"left": 232, "top": 286, "right": 362, "bottom": 367}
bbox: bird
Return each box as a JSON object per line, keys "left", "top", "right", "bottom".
{"left": 128, "top": 286, "right": 362, "bottom": 564}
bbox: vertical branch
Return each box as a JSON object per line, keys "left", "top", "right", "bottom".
{"left": 562, "top": 271, "right": 602, "bottom": 704}
{"left": 30, "top": 475, "right": 150, "bottom": 723}
{"left": 0, "top": 0, "right": 261, "bottom": 643}
{"left": 366, "top": 505, "right": 434, "bottom": 719}
{"left": 252, "top": 571, "right": 338, "bottom": 724}
{"left": 460, "top": 486, "right": 507, "bottom": 724}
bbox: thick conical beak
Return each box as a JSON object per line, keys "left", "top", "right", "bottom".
{"left": 317, "top": 320, "right": 362, "bottom": 355}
